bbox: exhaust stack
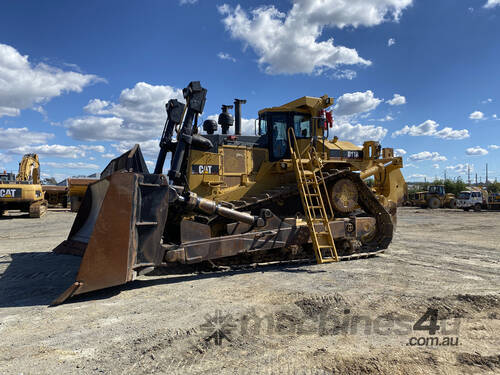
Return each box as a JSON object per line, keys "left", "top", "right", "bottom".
{"left": 234, "top": 98, "right": 246, "bottom": 136}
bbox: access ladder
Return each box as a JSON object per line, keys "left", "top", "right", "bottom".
{"left": 288, "top": 128, "right": 339, "bottom": 263}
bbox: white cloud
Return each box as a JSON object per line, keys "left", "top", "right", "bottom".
{"left": 1, "top": 134, "right": 106, "bottom": 160}
{"left": 333, "top": 90, "right": 382, "bottom": 117}
{"left": 405, "top": 163, "right": 418, "bottom": 168}
{"left": 219, "top": 4, "right": 369, "bottom": 75}
{"left": 44, "top": 161, "right": 100, "bottom": 170}
{"left": 375, "top": 115, "right": 394, "bottom": 122}
{"left": 330, "top": 119, "right": 387, "bottom": 145}
{"left": 111, "top": 139, "right": 160, "bottom": 159}
{"left": 218, "top": 1, "right": 412, "bottom": 75}
{"left": 179, "top": 0, "right": 198, "bottom": 4}
{"left": 484, "top": 0, "right": 500, "bottom": 8}
{"left": 469, "top": 111, "right": 484, "bottom": 120}
{"left": 0, "top": 106, "right": 20, "bottom": 117}
{"left": 0, "top": 43, "right": 103, "bottom": 117}
{"left": 392, "top": 120, "right": 469, "bottom": 140}
{"left": 33, "top": 105, "right": 48, "bottom": 120}
{"left": 327, "top": 90, "right": 387, "bottom": 143}
{"left": 466, "top": 146, "right": 488, "bottom": 156}
{"left": 446, "top": 164, "right": 472, "bottom": 174}
{"left": 101, "top": 153, "right": 116, "bottom": 159}
{"left": 217, "top": 52, "right": 236, "bottom": 62}
{"left": 0, "top": 153, "right": 13, "bottom": 167}
{"left": 331, "top": 69, "right": 357, "bottom": 80}
{"left": 394, "top": 148, "right": 406, "bottom": 156}
{"left": 488, "top": 144, "right": 500, "bottom": 150}
{"left": 408, "top": 151, "right": 447, "bottom": 162}
{"left": 493, "top": 114, "right": 498, "bottom": 119}
{"left": 482, "top": 98, "right": 493, "bottom": 104}
{"left": 79, "top": 144, "right": 105, "bottom": 153}
{"left": 387, "top": 38, "right": 396, "bottom": 47}
{"left": 386, "top": 93, "right": 406, "bottom": 106}
{"left": 9, "top": 144, "right": 86, "bottom": 159}
{"left": 0, "top": 127, "right": 54, "bottom": 149}
{"left": 83, "top": 98, "right": 109, "bottom": 113}
{"left": 66, "top": 82, "right": 183, "bottom": 142}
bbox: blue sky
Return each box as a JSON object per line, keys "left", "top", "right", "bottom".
{"left": 0, "top": 0, "right": 499, "bottom": 183}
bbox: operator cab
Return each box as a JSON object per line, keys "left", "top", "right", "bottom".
{"left": 428, "top": 185, "right": 445, "bottom": 196}
{"left": 0, "top": 172, "right": 15, "bottom": 184}
{"left": 258, "top": 111, "right": 312, "bottom": 161}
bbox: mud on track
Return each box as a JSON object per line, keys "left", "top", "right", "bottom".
{"left": 0, "top": 207, "right": 499, "bottom": 374}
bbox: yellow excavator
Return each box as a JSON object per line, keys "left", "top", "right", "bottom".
{"left": 0, "top": 154, "right": 47, "bottom": 218}
{"left": 52, "top": 81, "right": 406, "bottom": 304}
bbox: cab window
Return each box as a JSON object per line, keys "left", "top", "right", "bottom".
{"left": 259, "top": 116, "right": 267, "bottom": 136}
{"left": 271, "top": 114, "right": 287, "bottom": 160}
{"left": 293, "top": 114, "right": 311, "bottom": 138}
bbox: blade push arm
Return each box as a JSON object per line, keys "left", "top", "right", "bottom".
{"left": 154, "top": 99, "right": 185, "bottom": 174}
{"left": 168, "top": 81, "right": 207, "bottom": 185}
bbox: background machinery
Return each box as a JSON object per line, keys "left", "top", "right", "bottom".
{"left": 410, "top": 185, "right": 456, "bottom": 209}
{"left": 456, "top": 187, "right": 489, "bottom": 211}
{"left": 52, "top": 81, "right": 406, "bottom": 304}
{"left": 42, "top": 185, "right": 68, "bottom": 208}
{"left": 67, "top": 178, "right": 98, "bottom": 212}
{"left": 488, "top": 192, "right": 500, "bottom": 210}
{"left": 0, "top": 154, "right": 47, "bottom": 217}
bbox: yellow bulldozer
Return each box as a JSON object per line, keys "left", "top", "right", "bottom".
{"left": 52, "top": 81, "right": 406, "bottom": 304}
{"left": 0, "top": 153, "right": 47, "bottom": 218}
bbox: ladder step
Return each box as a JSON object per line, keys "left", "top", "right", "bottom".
{"left": 136, "top": 221, "right": 158, "bottom": 226}
{"left": 305, "top": 199, "right": 322, "bottom": 204}
{"left": 139, "top": 183, "right": 161, "bottom": 187}
{"left": 318, "top": 258, "right": 337, "bottom": 263}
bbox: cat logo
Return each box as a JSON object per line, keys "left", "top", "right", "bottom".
{"left": 0, "top": 188, "right": 18, "bottom": 198}
{"left": 192, "top": 164, "right": 219, "bottom": 175}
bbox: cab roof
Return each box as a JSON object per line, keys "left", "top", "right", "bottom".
{"left": 258, "top": 95, "right": 334, "bottom": 115}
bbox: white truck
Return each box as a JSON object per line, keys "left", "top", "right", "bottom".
{"left": 456, "top": 188, "right": 487, "bottom": 211}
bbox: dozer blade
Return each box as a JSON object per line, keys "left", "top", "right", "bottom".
{"left": 52, "top": 146, "right": 170, "bottom": 305}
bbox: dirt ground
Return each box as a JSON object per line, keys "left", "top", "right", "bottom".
{"left": 0, "top": 207, "right": 499, "bottom": 374}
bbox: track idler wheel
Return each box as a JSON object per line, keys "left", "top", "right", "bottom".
{"left": 329, "top": 178, "right": 358, "bottom": 213}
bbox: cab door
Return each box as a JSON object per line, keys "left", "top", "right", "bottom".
{"left": 269, "top": 113, "right": 290, "bottom": 161}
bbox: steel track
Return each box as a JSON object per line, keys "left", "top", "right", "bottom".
{"left": 198, "top": 169, "right": 394, "bottom": 258}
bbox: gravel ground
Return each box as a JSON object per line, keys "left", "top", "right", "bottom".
{"left": 0, "top": 207, "right": 499, "bottom": 374}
